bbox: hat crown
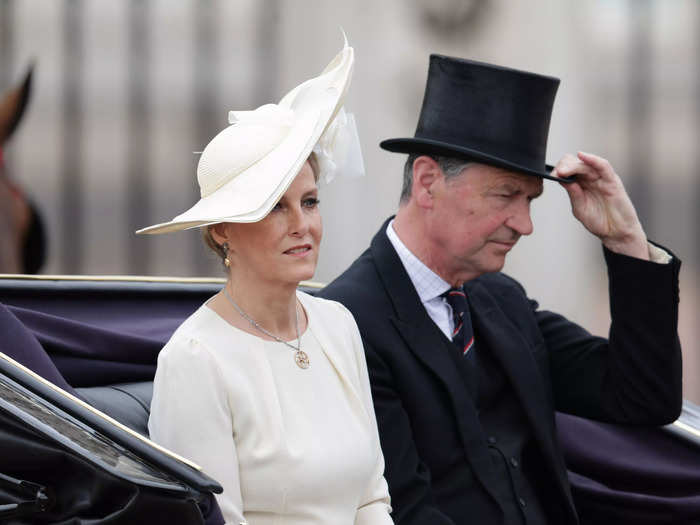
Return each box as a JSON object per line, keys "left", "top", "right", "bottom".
{"left": 416, "top": 55, "right": 559, "bottom": 170}
{"left": 196, "top": 104, "right": 294, "bottom": 198}
{"left": 381, "top": 55, "right": 560, "bottom": 179}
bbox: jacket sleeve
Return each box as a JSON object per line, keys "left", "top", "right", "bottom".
{"left": 148, "top": 335, "right": 246, "bottom": 525}
{"left": 361, "top": 336, "right": 456, "bottom": 525}
{"left": 540, "top": 243, "right": 682, "bottom": 424}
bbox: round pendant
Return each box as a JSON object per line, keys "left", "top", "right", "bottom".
{"left": 295, "top": 350, "right": 310, "bottom": 369}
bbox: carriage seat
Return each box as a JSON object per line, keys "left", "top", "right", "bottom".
{"left": 77, "top": 381, "right": 153, "bottom": 437}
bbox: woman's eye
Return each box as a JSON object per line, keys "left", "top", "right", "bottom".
{"left": 303, "top": 198, "right": 320, "bottom": 208}
{"left": 271, "top": 202, "right": 283, "bottom": 212}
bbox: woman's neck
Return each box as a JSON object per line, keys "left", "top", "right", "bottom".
{"left": 214, "top": 272, "right": 302, "bottom": 341}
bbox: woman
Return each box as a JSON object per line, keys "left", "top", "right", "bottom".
{"left": 138, "top": 41, "right": 393, "bottom": 525}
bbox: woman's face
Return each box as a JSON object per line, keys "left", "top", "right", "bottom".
{"left": 217, "top": 161, "right": 322, "bottom": 287}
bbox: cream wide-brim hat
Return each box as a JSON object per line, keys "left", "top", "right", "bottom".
{"left": 136, "top": 38, "right": 354, "bottom": 235}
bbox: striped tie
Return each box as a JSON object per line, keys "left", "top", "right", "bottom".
{"left": 441, "top": 287, "right": 475, "bottom": 355}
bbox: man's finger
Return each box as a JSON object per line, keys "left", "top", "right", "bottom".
{"left": 555, "top": 159, "right": 599, "bottom": 180}
{"left": 577, "top": 151, "right": 615, "bottom": 175}
{"left": 551, "top": 168, "right": 577, "bottom": 184}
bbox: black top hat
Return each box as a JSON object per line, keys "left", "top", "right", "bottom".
{"left": 381, "top": 55, "right": 562, "bottom": 181}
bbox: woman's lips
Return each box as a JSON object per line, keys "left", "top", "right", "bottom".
{"left": 284, "top": 244, "right": 312, "bottom": 256}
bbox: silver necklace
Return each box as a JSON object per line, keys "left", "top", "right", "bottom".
{"left": 223, "top": 287, "right": 310, "bottom": 369}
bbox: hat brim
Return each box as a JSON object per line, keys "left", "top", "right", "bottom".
{"left": 136, "top": 107, "right": 322, "bottom": 234}
{"left": 136, "top": 42, "right": 354, "bottom": 235}
{"left": 380, "top": 137, "right": 573, "bottom": 183}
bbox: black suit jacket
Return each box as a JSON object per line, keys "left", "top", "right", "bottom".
{"left": 319, "top": 218, "right": 682, "bottom": 525}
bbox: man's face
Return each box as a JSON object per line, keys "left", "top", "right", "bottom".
{"left": 427, "top": 163, "right": 543, "bottom": 284}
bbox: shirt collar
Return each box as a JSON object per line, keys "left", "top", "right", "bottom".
{"left": 386, "top": 220, "right": 451, "bottom": 304}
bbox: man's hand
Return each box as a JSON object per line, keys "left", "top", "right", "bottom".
{"left": 552, "top": 151, "right": 649, "bottom": 260}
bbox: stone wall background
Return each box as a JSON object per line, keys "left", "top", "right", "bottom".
{"left": 2, "top": 0, "right": 698, "bottom": 400}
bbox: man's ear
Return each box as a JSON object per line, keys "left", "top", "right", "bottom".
{"left": 209, "top": 223, "right": 230, "bottom": 247}
{"left": 412, "top": 155, "right": 442, "bottom": 208}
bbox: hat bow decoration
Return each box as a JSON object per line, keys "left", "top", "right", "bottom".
{"left": 313, "top": 107, "right": 365, "bottom": 183}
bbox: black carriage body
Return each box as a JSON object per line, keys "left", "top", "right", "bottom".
{"left": 1, "top": 275, "right": 700, "bottom": 524}
{"left": 0, "top": 276, "right": 225, "bottom": 524}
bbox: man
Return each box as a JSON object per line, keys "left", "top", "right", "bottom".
{"left": 319, "top": 55, "right": 682, "bottom": 524}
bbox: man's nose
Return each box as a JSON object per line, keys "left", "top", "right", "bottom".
{"left": 505, "top": 202, "right": 534, "bottom": 236}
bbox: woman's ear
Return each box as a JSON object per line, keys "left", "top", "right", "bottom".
{"left": 209, "top": 223, "right": 229, "bottom": 247}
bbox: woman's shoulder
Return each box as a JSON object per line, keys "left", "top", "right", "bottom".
{"left": 297, "top": 290, "right": 356, "bottom": 325}
{"left": 159, "top": 304, "right": 224, "bottom": 363}
{"left": 298, "top": 290, "right": 363, "bottom": 361}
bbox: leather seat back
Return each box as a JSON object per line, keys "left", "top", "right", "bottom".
{"left": 77, "top": 382, "right": 153, "bottom": 437}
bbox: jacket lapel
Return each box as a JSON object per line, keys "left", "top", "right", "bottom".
{"left": 465, "top": 280, "right": 574, "bottom": 506}
{"left": 369, "top": 221, "right": 503, "bottom": 500}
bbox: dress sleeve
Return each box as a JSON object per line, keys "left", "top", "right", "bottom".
{"left": 148, "top": 334, "right": 246, "bottom": 525}
{"left": 339, "top": 306, "right": 394, "bottom": 525}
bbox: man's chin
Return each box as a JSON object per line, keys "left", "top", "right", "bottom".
{"left": 480, "top": 256, "right": 507, "bottom": 275}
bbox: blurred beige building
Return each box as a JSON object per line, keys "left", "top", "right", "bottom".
{"left": 2, "top": 0, "right": 698, "bottom": 400}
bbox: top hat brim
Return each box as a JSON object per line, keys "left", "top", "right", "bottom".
{"left": 381, "top": 137, "right": 572, "bottom": 183}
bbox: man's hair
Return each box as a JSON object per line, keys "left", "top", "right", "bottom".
{"left": 400, "top": 154, "right": 473, "bottom": 204}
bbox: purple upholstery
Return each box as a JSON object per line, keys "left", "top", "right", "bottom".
{"left": 0, "top": 303, "right": 81, "bottom": 396}
{"left": 558, "top": 412, "right": 700, "bottom": 524}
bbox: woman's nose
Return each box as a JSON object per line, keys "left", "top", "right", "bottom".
{"left": 288, "top": 205, "right": 309, "bottom": 236}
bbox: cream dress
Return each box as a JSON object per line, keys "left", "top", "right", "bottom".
{"left": 148, "top": 291, "right": 392, "bottom": 525}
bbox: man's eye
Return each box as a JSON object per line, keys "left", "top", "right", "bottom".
{"left": 303, "top": 198, "right": 320, "bottom": 208}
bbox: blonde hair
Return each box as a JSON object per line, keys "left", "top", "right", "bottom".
{"left": 202, "top": 152, "right": 320, "bottom": 268}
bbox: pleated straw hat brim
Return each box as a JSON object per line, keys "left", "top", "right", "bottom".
{"left": 136, "top": 38, "right": 353, "bottom": 235}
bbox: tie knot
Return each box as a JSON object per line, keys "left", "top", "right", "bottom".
{"left": 441, "top": 287, "right": 468, "bottom": 316}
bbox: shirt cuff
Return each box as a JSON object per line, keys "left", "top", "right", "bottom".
{"left": 648, "top": 242, "right": 672, "bottom": 264}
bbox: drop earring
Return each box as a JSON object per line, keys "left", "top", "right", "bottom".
{"left": 222, "top": 242, "right": 231, "bottom": 268}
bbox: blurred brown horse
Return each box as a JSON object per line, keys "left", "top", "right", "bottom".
{"left": 0, "top": 66, "right": 46, "bottom": 273}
